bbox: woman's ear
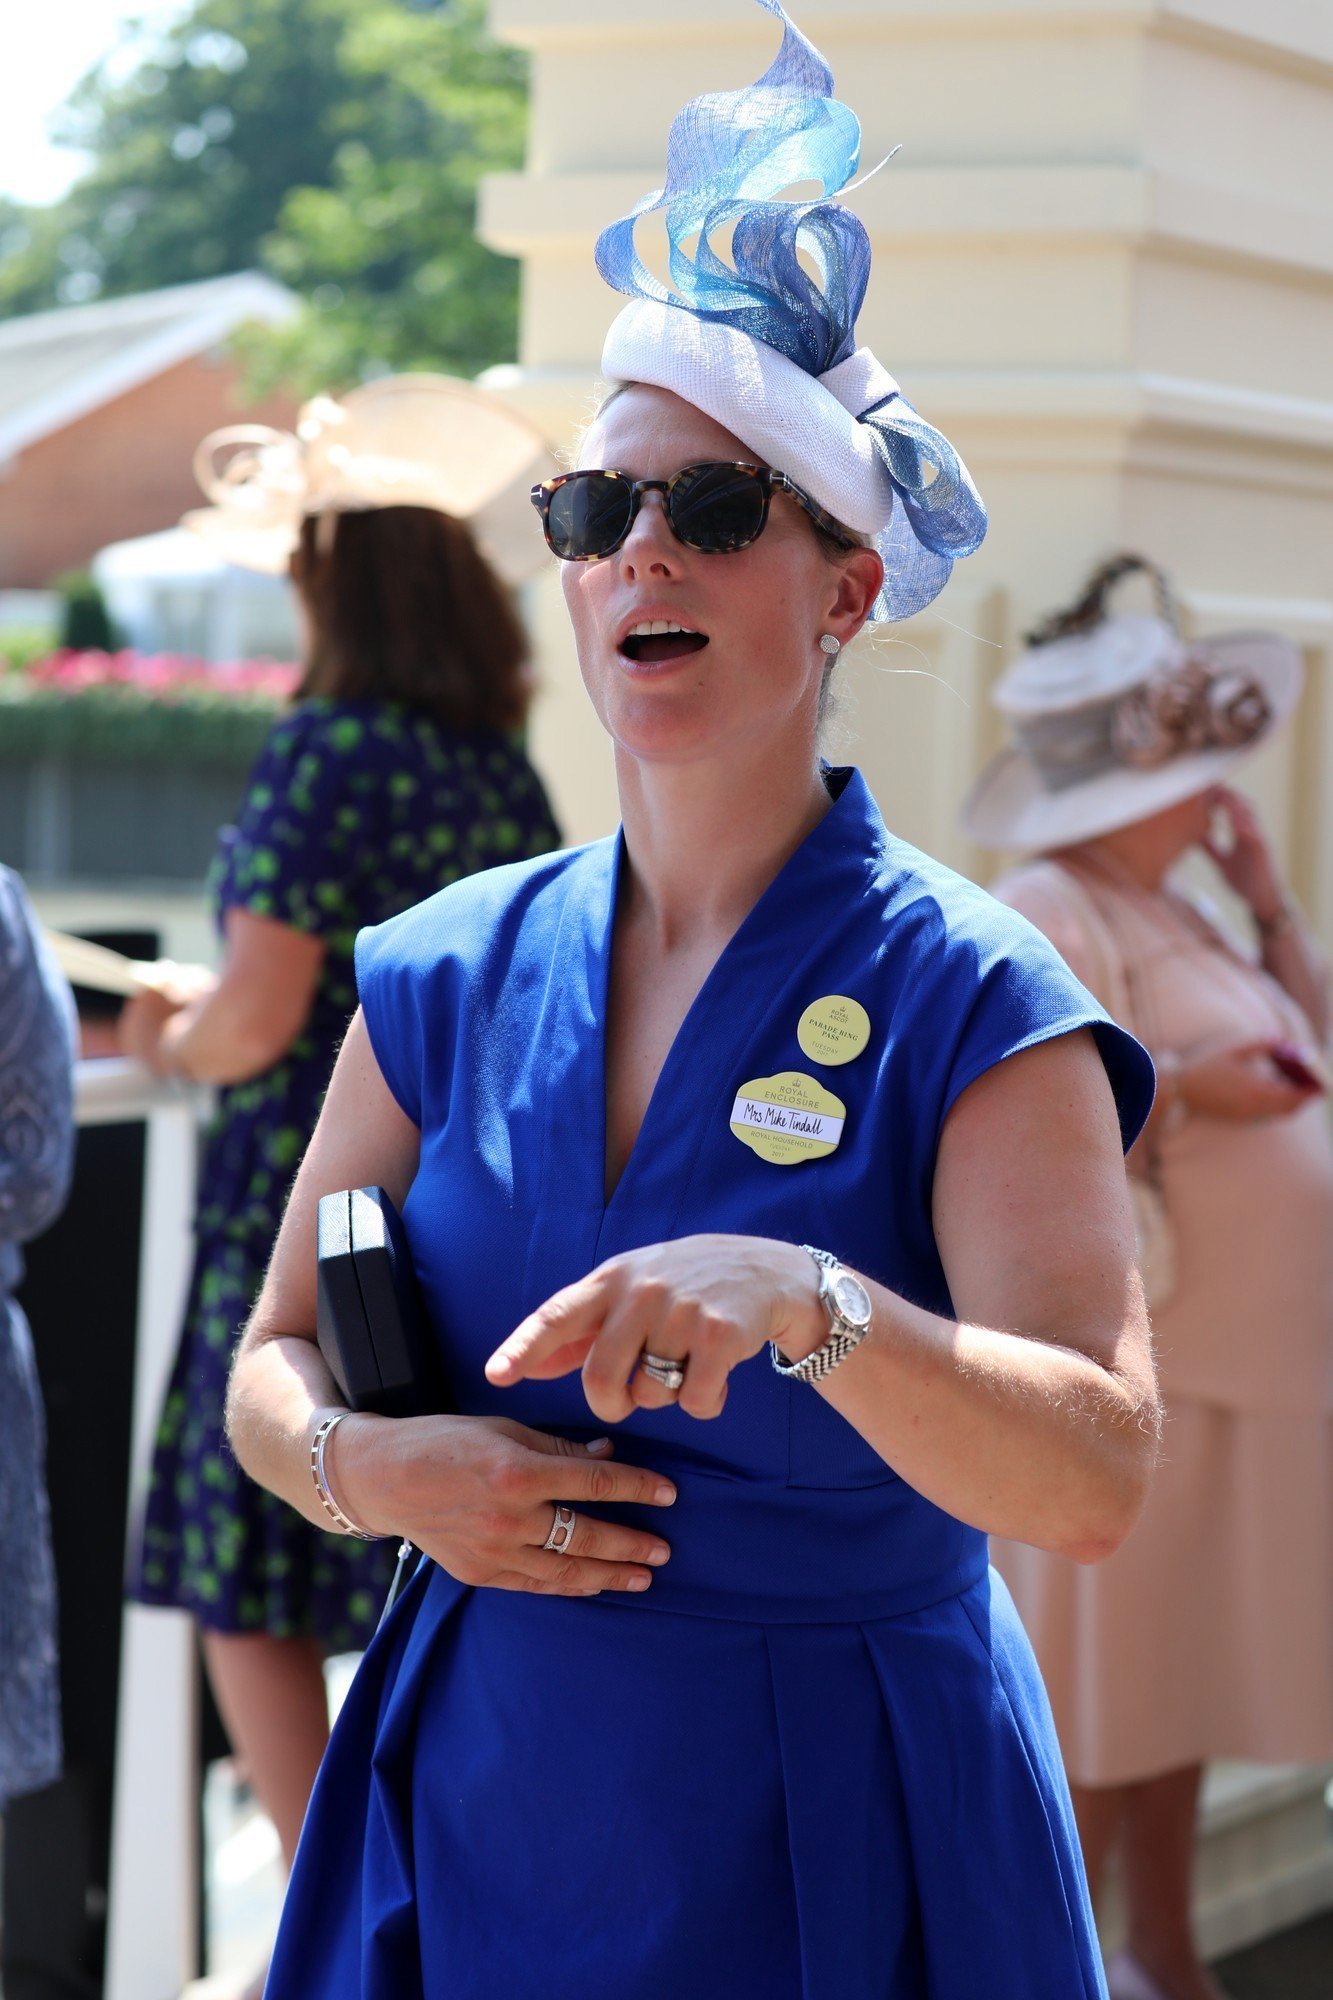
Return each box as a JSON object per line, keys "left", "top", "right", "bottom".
{"left": 825, "top": 546, "right": 884, "bottom": 648}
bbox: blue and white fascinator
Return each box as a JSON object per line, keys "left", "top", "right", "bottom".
{"left": 593, "top": 0, "right": 986, "bottom": 623}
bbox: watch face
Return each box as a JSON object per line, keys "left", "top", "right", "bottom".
{"left": 831, "top": 1271, "right": 872, "bottom": 1329}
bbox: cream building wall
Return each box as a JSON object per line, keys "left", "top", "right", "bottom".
{"left": 480, "top": 0, "right": 1333, "bottom": 945}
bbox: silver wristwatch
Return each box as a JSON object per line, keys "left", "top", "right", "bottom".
{"left": 771, "top": 1246, "right": 873, "bottom": 1384}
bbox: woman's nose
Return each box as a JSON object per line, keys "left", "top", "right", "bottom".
{"left": 617, "top": 490, "right": 682, "bottom": 579}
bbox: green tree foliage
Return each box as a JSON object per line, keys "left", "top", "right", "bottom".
{"left": 0, "top": 0, "right": 527, "bottom": 384}
{"left": 245, "top": 0, "right": 529, "bottom": 387}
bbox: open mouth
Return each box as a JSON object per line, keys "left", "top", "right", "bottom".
{"left": 619, "top": 620, "right": 710, "bottom": 666}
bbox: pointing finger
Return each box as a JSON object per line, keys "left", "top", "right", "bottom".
{"left": 486, "top": 1272, "right": 607, "bottom": 1385}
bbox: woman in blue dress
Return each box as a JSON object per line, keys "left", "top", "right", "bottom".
{"left": 227, "top": 8, "right": 1159, "bottom": 1994}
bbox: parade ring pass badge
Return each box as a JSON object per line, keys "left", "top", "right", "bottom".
{"left": 797, "top": 995, "right": 871, "bottom": 1067}
{"left": 730, "top": 1072, "right": 846, "bottom": 1165}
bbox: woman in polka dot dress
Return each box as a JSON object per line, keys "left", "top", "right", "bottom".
{"left": 122, "top": 486, "right": 559, "bottom": 1953}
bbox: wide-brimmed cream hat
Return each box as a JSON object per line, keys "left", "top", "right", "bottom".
{"left": 962, "top": 558, "right": 1303, "bottom": 852}
{"left": 182, "top": 373, "right": 555, "bottom": 587}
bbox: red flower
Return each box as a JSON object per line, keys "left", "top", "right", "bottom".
{"left": 19, "top": 649, "right": 298, "bottom": 700}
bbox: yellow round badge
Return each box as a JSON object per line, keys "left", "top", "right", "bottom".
{"left": 796, "top": 994, "right": 871, "bottom": 1068}
{"left": 729, "top": 1071, "right": 846, "bottom": 1166}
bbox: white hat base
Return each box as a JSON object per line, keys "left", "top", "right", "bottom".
{"left": 599, "top": 300, "right": 897, "bottom": 536}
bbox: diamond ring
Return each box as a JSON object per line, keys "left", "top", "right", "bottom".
{"left": 639, "top": 1351, "right": 686, "bottom": 1393}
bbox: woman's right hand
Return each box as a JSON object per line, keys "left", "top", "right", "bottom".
{"left": 117, "top": 963, "right": 217, "bottom": 1074}
{"left": 333, "top": 1412, "right": 676, "bottom": 1596}
{"left": 1179, "top": 1040, "right": 1318, "bottom": 1121}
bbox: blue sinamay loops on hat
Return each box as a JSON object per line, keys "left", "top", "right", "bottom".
{"left": 594, "top": 0, "right": 987, "bottom": 622}
{"left": 595, "top": 0, "right": 866, "bottom": 377}
{"left": 861, "top": 389, "right": 989, "bottom": 621}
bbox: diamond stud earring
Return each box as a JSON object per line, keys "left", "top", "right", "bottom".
{"left": 819, "top": 634, "right": 841, "bottom": 656}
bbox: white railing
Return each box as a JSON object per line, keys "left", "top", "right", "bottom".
{"left": 76, "top": 1058, "right": 211, "bottom": 2000}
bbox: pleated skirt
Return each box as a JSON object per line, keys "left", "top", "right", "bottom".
{"left": 264, "top": 1562, "right": 1107, "bottom": 1999}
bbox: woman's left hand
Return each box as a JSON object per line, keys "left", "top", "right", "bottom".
{"left": 485, "top": 1235, "right": 824, "bottom": 1423}
{"left": 1203, "top": 786, "right": 1286, "bottom": 922}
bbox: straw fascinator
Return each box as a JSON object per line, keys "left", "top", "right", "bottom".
{"left": 183, "top": 374, "right": 556, "bottom": 587}
{"left": 962, "top": 556, "right": 1303, "bottom": 852}
{"left": 589, "top": 0, "right": 986, "bottom": 623}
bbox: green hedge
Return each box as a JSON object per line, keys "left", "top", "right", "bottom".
{"left": 0, "top": 653, "right": 296, "bottom": 768}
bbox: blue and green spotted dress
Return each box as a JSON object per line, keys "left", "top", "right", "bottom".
{"left": 134, "top": 698, "right": 560, "bottom": 1647}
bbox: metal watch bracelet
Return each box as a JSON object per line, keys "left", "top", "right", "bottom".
{"left": 770, "top": 1246, "right": 873, "bottom": 1385}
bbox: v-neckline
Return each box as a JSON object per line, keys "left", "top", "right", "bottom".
{"left": 590, "top": 768, "right": 868, "bottom": 1218}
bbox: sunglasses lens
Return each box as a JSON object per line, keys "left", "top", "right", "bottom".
{"left": 669, "top": 465, "right": 767, "bottom": 552}
{"left": 545, "top": 473, "right": 634, "bottom": 559}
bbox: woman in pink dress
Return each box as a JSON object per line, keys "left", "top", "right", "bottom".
{"left": 963, "top": 556, "right": 1333, "bottom": 2000}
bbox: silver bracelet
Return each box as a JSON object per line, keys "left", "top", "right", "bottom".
{"left": 310, "top": 1411, "right": 383, "bottom": 1541}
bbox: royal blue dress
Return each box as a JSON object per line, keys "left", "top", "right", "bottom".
{"left": 267, "top": 767, "right": 1152, "bottom": 1999}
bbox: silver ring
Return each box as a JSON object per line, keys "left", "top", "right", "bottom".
{"left": 542, "top": 1504, "right": 576, "bottom": 1555}
{"left": 639, "top": 1351, "right": 686, "bottom": 1393}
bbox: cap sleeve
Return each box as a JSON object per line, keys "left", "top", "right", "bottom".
{"left": 987, "top": 861, "right": 1109, "bottom": 1003}
{"left": 221, "top": 706, "right": 370, "bottom": 937}
{"left": 937, "top": 881, "right": 1155, "bottom": 1156}
{"left": 354, "top": 913, "right": 424, "bottom": 1128}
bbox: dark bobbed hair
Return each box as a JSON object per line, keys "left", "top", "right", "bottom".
{"left": 290, "top": 505, "right": 531, "bottom": 733}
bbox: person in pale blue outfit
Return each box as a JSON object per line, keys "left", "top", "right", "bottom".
{"left": 225, "top": 8, "right": 1161, "bottom": 1994}
{"left": 0, "top": 867, "right": 76, "bottom": 1812}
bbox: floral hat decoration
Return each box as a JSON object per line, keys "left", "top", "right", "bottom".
{"left": 183, "top": 373, "right": 556, "bottom": 587}
{"left": 582, "top": 0, "right": 987, "bottom": 623}
{"left": 962, "top": 554, "right": 1304, "bottom": 852}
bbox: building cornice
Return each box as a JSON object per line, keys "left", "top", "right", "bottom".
{"left": 479, "top": 164, "right": 1333, "bottom": 286}
{"left": 490, "top": 0, "right": 1333, "bottom": 76}
{"left": 481, "top": 360, "right": 1333, "bottom": 497}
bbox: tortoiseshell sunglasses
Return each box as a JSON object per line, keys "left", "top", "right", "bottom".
{"left": 530, "top": 461, "right": 859, "bottom": 562}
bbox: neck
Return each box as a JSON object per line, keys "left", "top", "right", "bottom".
{"left": 613, "top": 735, "right": 833, "bottom": 947}
{"left": 1065, "top": 821, "right": 1182, "bottom": 892}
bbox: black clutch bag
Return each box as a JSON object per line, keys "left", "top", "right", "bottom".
{"left": 316, "top": 1186, "right": 448, "bottom": 1418}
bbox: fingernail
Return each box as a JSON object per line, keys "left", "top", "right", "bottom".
{"left": 647, "top": 1546, "right": 669, "bottom": 1566}
{"left": 654, "top": 1481, "right": 676, "bottom": 1505}
{"left": 628, "top": 1573, "right": 651, "bottom": 1591}
{"left": 586, "top": 1437, "right": 613, "bottom": 1456}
